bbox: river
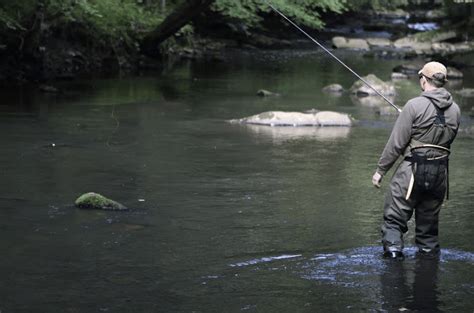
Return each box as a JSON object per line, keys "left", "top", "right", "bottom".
{"left": 0, "top": 50, "right": 473, "bottom": 312}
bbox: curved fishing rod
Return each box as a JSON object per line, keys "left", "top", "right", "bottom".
{"left": 265, "top": 1, "right": 402, "bottom": 113}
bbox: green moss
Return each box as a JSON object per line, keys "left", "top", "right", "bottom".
{"left": 75, "top": 192, "right": 127, "bottom": 211}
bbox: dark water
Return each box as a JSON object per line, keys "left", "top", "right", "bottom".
{"left": 0, "top": 50, "right": 473, "bottom": 312}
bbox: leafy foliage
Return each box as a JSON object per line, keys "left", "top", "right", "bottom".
{"left": 211, "top": 0, "right": 348, "bottom": 29}
{"left": 348, "top": 0, "right": 409, "bottom": 10}
{"left": 45, "top": 0, "right": 164, "bottom": 45}
{"left": 0, "top": 0, "right": 167, "bottom": 49}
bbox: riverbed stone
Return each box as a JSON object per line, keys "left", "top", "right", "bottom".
{"left": 230, "top": 111, "right": 352, "bottom": 127}
{"left": 332, "top": 37, "right": 370, "bottom": 51}
{"left": 393, "top": 37, "right": 432, "bottom": 54}
{"left": 75, "top": 192, "right": 128, "bottom": 211}
{"left": 322, "top": 84, "right": 344, "bottom": 94}
{"left": 257, "top": 89, "right": 280, "bottom": 97}
{"left": 366, "top": 38, "right": 392, "bottom": 48}
{"left": 431, "top": 42, "right": 456, "bottom": 55}
{"left": 350, "top": 74, "right": 396, "bottom": 97}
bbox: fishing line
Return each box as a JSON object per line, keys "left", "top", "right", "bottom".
{"left": 265, "top": 1, "right": 402, "bottom": 113}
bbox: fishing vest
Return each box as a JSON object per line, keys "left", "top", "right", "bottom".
{"left": 404, "top": 99, "right": 457, "bottom": 200}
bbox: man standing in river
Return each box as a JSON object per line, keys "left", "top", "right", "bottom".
{"left": 371, "top": 61, "right": 461, "bottom": 260}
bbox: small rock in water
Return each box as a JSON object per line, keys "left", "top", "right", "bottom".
{"left": 256, "top": 89, "right": 280, "bottom": 97}
{"left": 75, "top": 192, "right": 128, "bottom": 211}
{"left": 39, "top": 84, "right": 60, "bottom": 93}
{"left": 322, "top": 84, "right": 344, "bottom": 94}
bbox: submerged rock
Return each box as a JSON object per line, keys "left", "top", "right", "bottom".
{"left": 257, "top": 89, "right": 281, "bottom": 97}
{"left": 350, "top": 74, "right": 396, "bottom": 97}
{"left": 75, "top": 192, "right": 127, "bottom": 211}
{"left": 230, "top": 111, "right": 352, "bottom": 127}
{"left": 322, "top": 84, "right": 344, "bottom": 94}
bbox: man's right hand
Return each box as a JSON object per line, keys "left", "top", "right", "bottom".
{"left": 372, "top": 172, "right": 383, "bottom": 188}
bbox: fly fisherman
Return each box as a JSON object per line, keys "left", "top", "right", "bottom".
{"left": 372, "top": 61, "right": 461, "bottom": 260}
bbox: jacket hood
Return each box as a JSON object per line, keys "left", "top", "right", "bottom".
{"left": 421, "top": 87, "right": 453, "bottom": 109}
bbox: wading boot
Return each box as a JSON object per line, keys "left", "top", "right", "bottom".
{"left": 416, "top": 248, "right": 440, "bottom": 259}
{"left": 383, "top": 250, "right": 405, "bottom": 261}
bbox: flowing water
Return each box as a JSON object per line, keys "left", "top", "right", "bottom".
{"left": 0, "top": 50, "right": 473, "bottom": 312}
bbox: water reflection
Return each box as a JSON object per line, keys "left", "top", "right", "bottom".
{"left": 241, "top": 124, "right": 351, "bottom": 143}
{"left": 410, "top": 256, "right": 441, "bottom": 312}
{"left": 380, "top": 256, "right": 441, "bottom": 312}
{"left": 350, "top": 94, "right": 396, "bottom": 108}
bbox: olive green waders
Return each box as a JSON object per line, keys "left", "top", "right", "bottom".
{"left": 382, "top": 159, "right": 447, "bottom": 253}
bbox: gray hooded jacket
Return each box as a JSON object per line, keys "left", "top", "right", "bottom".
{"left": 376, "top": 87, "right": 461, "bottom": 176}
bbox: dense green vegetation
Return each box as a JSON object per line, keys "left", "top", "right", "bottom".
{"left": 0, "top": 0, "right": 164, "bottom": 50}
{"left": 0, "top": 0, "right": 417, "bottom": 48}
{"left": 0, "top": 0, "right": 472, "bottom": 82}
{"left": 211, "top": 0, "right": 348, "bottom": 29}
{"left": 1, "top": 0, "right": 472, "bottom": 51}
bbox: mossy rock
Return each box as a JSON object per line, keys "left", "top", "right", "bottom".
{"left": 75, "top": 192, "right": 127, "bottom": 211}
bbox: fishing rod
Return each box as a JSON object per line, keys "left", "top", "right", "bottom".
{"left": 265, "top": 1, "right": 402, "bottom": 113}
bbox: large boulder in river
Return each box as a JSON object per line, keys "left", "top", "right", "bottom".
{"left": 332, "top": 37, "right": 370, "bottom": 51}
{"left": 230, "top": 111, "right": 352, "bottom": 127}
{"left": 350, "top": 74, "right": 395, "bottom": 97}
{"left": 75, "top": 192, "right": 128, "bottom": 211}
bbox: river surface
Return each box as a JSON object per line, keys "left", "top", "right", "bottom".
{"left": 0, "top": 50, "right": 473, "bottom": 312}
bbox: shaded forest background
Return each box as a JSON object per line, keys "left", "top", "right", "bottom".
{"left": 0, "top": 0, "right": 473, "bottom": 83}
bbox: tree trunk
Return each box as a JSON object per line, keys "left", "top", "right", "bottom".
{"left": 141, "top": 0, "right": 214, "bottom": 56}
